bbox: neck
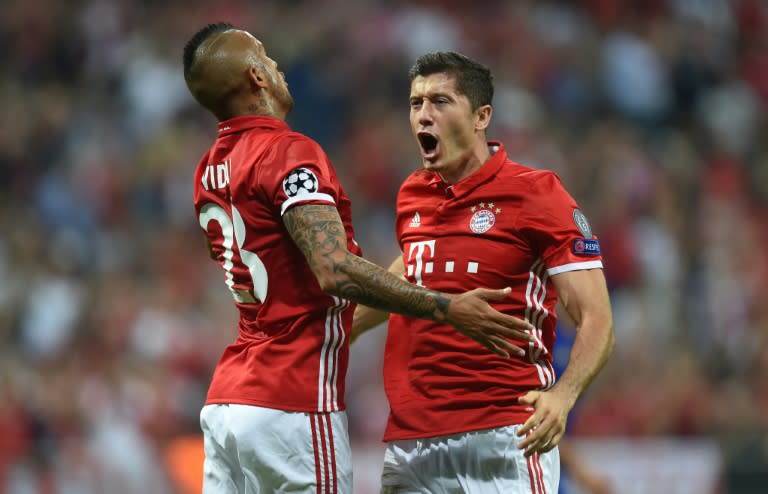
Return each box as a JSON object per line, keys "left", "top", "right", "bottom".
{"left": 244, "top": 101, "right": 285, "bottom": 120}
{"left": 226, "top": 93, "right": 286, "bottom": 121}
{"left": 438, "top": 140, "right": 491, "bottom": 185}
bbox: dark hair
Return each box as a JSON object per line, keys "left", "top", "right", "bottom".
{"left": 183, "top": 22, "right": 235, "bottom": 78}
{"left": 408, "top": 51, "right": 494, "bottom": 110}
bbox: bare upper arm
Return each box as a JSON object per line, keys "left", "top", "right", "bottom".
{"left": 551, "top": 268, "right": 612, "bottom": 327}
{"left": 282, "top": 203, "right": 349, "bottom": 280}
{"left": 387, "top": 254, "right": 405, "bottom": 278}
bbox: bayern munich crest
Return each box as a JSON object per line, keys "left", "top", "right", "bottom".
{"left": 469, "top": 202, "right": 500, "bottom": 234}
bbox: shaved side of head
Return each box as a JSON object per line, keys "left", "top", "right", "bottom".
{"left": 183, "top": 23, "right": 264, "bottom": 120}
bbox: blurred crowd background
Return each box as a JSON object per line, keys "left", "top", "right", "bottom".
{"left": 1, "top": 0, "right": 767, "bottom": 492}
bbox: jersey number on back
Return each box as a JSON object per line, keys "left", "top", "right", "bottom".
{"left": 199, "top": 203, "right": 268, "bottom": 304}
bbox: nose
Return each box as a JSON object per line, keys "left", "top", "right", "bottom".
{"left": 416, "top": 102, "right": 433, "bottom": 126}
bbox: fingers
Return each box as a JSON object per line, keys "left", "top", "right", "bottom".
{"left": 516, "top": 405, "right": 565, "bottom": 456}
{"left": 462, "top": 319, "right": 531, "bottom": 357}
{"left": 517, "top": 391, "right": 537, "bottom": 406}
{"left": 517, "top": 420, "right": 547, "bottom": 457}
{"left": 471, "top": 288, "right": 535, "bottom": 334}
{"left": 516, "top": 394, "right": 540, "bottom": 438}
{"left": 486, "top": 335, "right": 525, "bottom": 357}
{"left": 519, "top": 425, "right": 564, "bottom": 457}
{"left": 483, "top": 310, "right": 536, "bottom": 337}
{"left": 470, "top": 333, "right": 514, "bottom": 358}
{"left": 481, "top": 318, "right": 535, "bottom": 343}
{"left": 542, "top": 430, "right": 564, "bottom": 453}
{"left": 471, "top": 286, "right": 512, "bottom": 301}
{"left": 485, "top": 340, "right": 510, "bottom": 358}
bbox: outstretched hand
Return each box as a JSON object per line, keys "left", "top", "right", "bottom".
{"left": 444, "top": 287, "right": 534, "bottom": 358}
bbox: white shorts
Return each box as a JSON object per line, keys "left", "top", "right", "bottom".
{"left": 380, "top": 424, "right": 559, "bottom": 494}
{"left": 200, "top": 404, "right": 352, "bottom": 493}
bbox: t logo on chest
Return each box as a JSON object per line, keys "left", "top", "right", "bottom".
{"left": 405, "top": 240, "right": 480, "bottom": 286}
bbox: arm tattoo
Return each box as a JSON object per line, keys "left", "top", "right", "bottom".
{"left": 283, "top": 204, "right": 450, "bottom": 321}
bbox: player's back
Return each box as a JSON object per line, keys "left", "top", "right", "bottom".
{"left": 193, "top": 115, "right": 359, "bottom": 413}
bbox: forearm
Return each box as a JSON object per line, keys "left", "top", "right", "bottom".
{"left": 352, "top": 304, "right": 389, "bottom": 338}
{"left": 327, "top": 250, "right": 450, "bottom": 322}
{"left": 283, "top": 205, "right": 449, "bottom": 322}
{"left": 553, "top": 314, "right": 614, "bottom": 407}
{"left": 350, "top": 255, "right": 404, "bottom": 342}
{"left": 550, "top": 268, "right": 615, "bottom": 408}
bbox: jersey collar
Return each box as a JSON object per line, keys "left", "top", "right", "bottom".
{"left": 427, "top": 141, "right": 507, "bottom": 198}
{"left": 217, "top": 115, "right": 290, "bottom": 136}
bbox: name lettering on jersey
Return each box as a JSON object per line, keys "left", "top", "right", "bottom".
{"left": 202, "top": 159, "right": 232, "bottom": 191}
{"left": 469, "top": 202, "right": 501, "bottom": 234}
{"left": 409, "top": 212, "right": 421, "bottom": 228}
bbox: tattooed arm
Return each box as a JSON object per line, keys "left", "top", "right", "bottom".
{"left": 350, "top": 255, "right": 404, "bottom": 344}
{"left": 283, "top": 204, "right": 533, "bottom": 357}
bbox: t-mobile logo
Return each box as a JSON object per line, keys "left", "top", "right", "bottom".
{"left": 406, "top": 240, "right": 480, "bottom": 286}
{"left": 406, "top": 240, "right": 435, "bottom": 286}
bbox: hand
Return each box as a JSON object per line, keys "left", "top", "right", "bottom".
{"left": 444, "top": 287, "right": 534, "bottom": 358}
{"left": 515, "top": 388, "right": 575, "bottom": 457}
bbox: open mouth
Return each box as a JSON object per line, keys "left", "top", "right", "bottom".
{"left": 417, "top": 132, "right": 439, "bottom": 159}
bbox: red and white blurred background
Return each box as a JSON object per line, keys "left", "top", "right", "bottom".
{"left": 1, "top": 1, "right": 767, "bottom": 493}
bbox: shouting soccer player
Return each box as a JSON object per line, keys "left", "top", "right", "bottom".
{"left": 352, "top": 52, "right": 615, "bottom": 493}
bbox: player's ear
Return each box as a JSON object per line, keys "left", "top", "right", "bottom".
{"left": 475, "top": 105, "right": 492, "bottom": 131}
{"left": 247, "top": 66, "right": 269, "bottom": 91}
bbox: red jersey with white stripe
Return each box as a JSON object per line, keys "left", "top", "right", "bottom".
{"left": 383, "top": 142, "right": 603, "bottom": 440}
{"left": 193, "top": 116, "right": 360, "bottom": 413}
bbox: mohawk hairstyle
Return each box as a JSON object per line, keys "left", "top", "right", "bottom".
{"left": 183, "top": 22, "right": 235, "bottom": 79}
{"left": 409, "top": 51, "right": 494, "bottom": 110}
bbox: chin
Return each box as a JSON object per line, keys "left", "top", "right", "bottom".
{"left": 422, "top": 159, "right": 441, "bottom": 171}
{"left": 280, "top": 96, "right": 294, "bottom": 116}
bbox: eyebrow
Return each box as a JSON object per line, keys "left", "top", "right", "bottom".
{"left": 409, "top": 91, "right": 454, "bottom": 101}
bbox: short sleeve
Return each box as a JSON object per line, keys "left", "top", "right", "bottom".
{"left": 259, "top": 134, "right": 340, "bottom": 215}
{"left": 517, "top": 172, "right": 603, "bottom": 276}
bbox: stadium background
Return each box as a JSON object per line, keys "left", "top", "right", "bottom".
{"left": 1, "top": 0, "right": 766, "bottom": 492}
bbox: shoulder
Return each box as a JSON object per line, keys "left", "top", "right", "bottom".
{"left": 500, "top": 160, "right": 559, "bottom": 183}
{"left": 269, "top": 132, "right": 327, "bottom": 163}
{"left": 502, "top": 161, "right": 566, "bottom": 194}
{"left": 400, "top": 168, "right": 433, "bottom": 190}
{"left": 397, "top": 169, "right": 435, "bottom": 201}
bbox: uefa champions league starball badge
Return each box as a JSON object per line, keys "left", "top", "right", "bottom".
{"left": 469, "top": 202, "right": 501, "bottom": 234}
{"left": 283, "top": 167, "right": 319, "bottom": 197}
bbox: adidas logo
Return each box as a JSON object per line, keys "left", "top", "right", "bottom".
{"left": 409, "top": 212, "right": 421, "bottom": 228}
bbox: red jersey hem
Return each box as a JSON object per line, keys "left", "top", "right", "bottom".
{"left": 205, "top": 397, "right": 346, "bottom": 413}
{"left": 382, "top": 411, "right": 532, "bottom": 442}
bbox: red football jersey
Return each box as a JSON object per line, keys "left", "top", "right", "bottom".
{"left": 383, "top": 142, "right": 603, "bottom": 440}
{"left": 193, "top": 116, "right": 361, "bottom": 413}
